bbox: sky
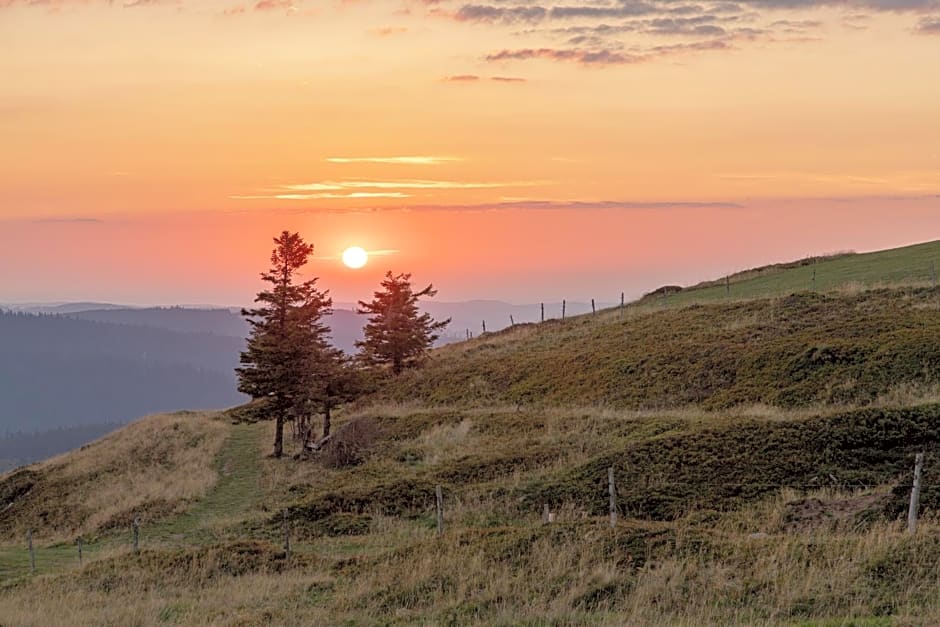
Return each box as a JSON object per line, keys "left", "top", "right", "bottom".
{"left": 1, "top": 0, "right": 939, "bottom": 305}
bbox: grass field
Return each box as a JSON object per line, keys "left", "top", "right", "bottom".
{"left": 647, "top": 238, "right": 940, "bottom": 307}
{"left": 4, "top": 241, "right": 940, "bottom": 624}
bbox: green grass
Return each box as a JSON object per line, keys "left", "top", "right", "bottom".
{"left": 376, "top": 288, "right": 940, "bottom": 410}
{"left": 145, "top": 422, "right": 264, "bottom": 545}
{"left": 0, "top": 421, "right": 264, "bottom": 583}
{"left": 655, "top": 238, "right": 940, "bottom": 307}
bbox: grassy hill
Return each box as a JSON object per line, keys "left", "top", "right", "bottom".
{"left": 376, "top": 288, "right": 940, "bottom": 410}
{"left": 649, "top": 238, "right": 940, "bottom": 306}
{"left": 4, "top": 240, "right": 940, "bottom": 624}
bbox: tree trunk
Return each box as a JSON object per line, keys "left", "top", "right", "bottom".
{"left": 323, "top": 403, "right": 332, "bottom": 438}
{"left": 273, "top": 413, "right": 284, "bottom": 458}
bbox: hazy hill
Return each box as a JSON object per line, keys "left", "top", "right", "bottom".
{"left": 64, "top": 306, "right": 366, "bottom": 354}
{"left": 0, "top": 311, "right": 245, "bottom": 435}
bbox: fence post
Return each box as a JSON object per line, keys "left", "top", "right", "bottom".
{"left": 133, "top": 516, "right": 140, "bottom": 553}
{"left": 562, "top": 300, "right": 566, "bottom": 320}
{"left": 543, "top": 503, "right": 551, "bottom": 524}
{"left": 541, "top": 303, "right": 545, "bottom": 323}
{"left": 812, "top": 268, "right": 817, "bottom": 292}
{"left": 726, "top": 276, "right": 731, "bottom": 298}
{"left": 620, "top": 292, "right": 625, "bottom": 319}
{"left": 465, "top": 329, "right": 470, "bottom": 341}
{"left": 283, "top": 509, "right": 291, "bottom": 560}
{"left": 27, "top": 529, "right": 35, "bottom": 575}
{"left": 482, "top": 320, "right": 486, "bottom": 334}
{"left": 510, "top": 314, "right": 515, "bottom": 326}
{"left": 77, "top": 537, "right": 83, "bottom": 566}
{"left": 435, "top": 485, "right": 444, "bottom": 536}
{"left": 608, "top": 467, "right": 617, "bottom": 529}
{"left": 591, "top": 299, "right": 596, "bottom": 316}
{"left": 908, "top": 452, "right": 925, "bottom": 535}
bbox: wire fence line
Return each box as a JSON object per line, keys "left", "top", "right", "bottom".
{"left": 462, "top": 260, "right": 940, "bottom": 341}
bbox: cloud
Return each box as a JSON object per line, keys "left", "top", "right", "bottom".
{"left": 442, "top": 74, "right": 482, "bottom": 81}
{"left": 30, "top": 217, "right": 103, "bottom": 224}
{"left": 441, "top": 74, "right": 529, "bottom": 82}
{"left": 369, "top": 25, "right": 409, "bottom": 36}
{"left": 283, "top": 179, "right": 545, "bottom": 190}
{"left": 424, "top": 0, "right": 940, "bottom": 70}
{"left": 231, "top": 178, "right": 551, "bottom": 201}
{"left": 325, "top": 156, "right": 463, "bottom": 165}
{"left": 232, "top": 192, "right": 411, "bottom": 200}
{"left": 258, "top": 198, "right": 747, "bottom": 213}
{"left": 486, "top": 47, "right": 642, "bottom": 66}
{"left": 916, "top": 15, "right": 940, "bottom": 32}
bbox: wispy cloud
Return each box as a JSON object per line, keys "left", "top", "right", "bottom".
{"left": 232, "top": 192, "right": 410, "bottom": 200}
{"left": 315, "top": 248, "right": 400, "bottom": 260}
{"left": 29, "top": 217, "right": 103, "bottom": 224}
{"left": 325, "top": 156, "right": 463, "bottom": 165}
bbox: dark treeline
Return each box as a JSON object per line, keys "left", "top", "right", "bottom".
{"left": 0, "top": 311, "right": 246, "bottom": 433}
{"left": 0, "top": 423, "right": 122, "bottom": 473}
{"left": 64, "top": 306, "right": 366, "bottom": 354}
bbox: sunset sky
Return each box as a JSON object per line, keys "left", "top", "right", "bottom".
{"left": 2, "top": 0, "right": 939, "bottom": 305}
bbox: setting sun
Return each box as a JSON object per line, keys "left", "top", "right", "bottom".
{"left": 341, "top": 246, "right": 368, "bottom": 269}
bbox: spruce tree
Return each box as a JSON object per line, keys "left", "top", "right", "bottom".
{"left": 236, "top": 231, "right": 335, "bottom": 457}
{"left": 356, "top": 272, "right": 450, "bottom": 375}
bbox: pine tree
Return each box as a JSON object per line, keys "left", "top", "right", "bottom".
{"left": 236, "top": 231, "right": 335, "bottom": 457}
{"left": 356, "top": 272, "right": 450, "bottom": 375}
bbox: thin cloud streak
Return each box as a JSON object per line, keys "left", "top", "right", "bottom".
{"left": 325, "top": 156, "right": 464, "bottom": 165}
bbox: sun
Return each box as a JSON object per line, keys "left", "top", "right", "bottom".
{"left": 342, "top": 246, "right": 369, "bottom": 269}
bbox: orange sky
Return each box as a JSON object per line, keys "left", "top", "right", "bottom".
{"left": 1, "top": 1, "right": 939, "bottom": 304}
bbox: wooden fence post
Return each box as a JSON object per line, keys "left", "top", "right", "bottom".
{"left": 608, "top": 467, "right": 617, "bottom": 529}
{"left": 133, "top": 516, "right": 140, "bottom": 553}
{"left": 27, "top": 529, "right": 35, "bottom": 575}
{"left": 812, "top": 268, "right": 817, "bottom": 292}
{"left": 541, "top": 303, "right": 545, "bottom": 323}
{"left": 620, "top": 292, "right": 625, "bottom": 319}
{"left": 543, "top": 503, "right": 550, "bottom": 524}
{"left": 435, "top": 485, "right": 444, "bottom": 536}
{"left": 908, "top": 452, "right": 925, "bottom": 535}
{"left": 465, "top": 329, "right": 470, "bottom": 341}
{"left": 510, "top": 314, "right": 515, "bottom": 326}
{"left": 591, "top": 299, "right": 596, "bottom": 316}
{"left": 482, "top": 320, "right": 486, "bottom": 334}
{"left": 77, "top": 537, "right": 83, "bottom": 566}
{"left": 283, "top": 509, "right": 291, "bottom": 560}
{"left": 562, "top": 300, "right": 566, "bottom": 320}
{"left": 726, "top": 276, "right": 731, "bottom": 298}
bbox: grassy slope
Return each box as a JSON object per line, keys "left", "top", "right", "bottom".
{"left": 5, "top": 240, "right": 940, "bottom": 623}
{"left": 659, "top": 238, "right": 940, "bottom": 306}
{"left": 376, "top": 288, "right": 940, "bottom": 410}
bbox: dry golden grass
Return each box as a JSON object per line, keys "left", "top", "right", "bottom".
{"left": 0, "top": 412, "right": 228, "bottom": 542}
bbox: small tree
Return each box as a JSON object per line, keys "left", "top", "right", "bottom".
{"left": 356, "top": 272, "right": 450, "bottom": 375}
{"left": 236, "top": 231, "right": 335, "bottom": 457}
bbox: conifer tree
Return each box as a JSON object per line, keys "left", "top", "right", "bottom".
{"left": 236, "top": 231, "right": 335, "bottom": 457}
{"left": 356, "top": 272, "right": 450, "bottom": 375}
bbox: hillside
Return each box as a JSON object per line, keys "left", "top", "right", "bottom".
{"left": 648, "top": 238, "right": 940, "bottom": 306}
{"left": 4, "top": 242, "right": 940, "bottom": 624}
{"left": 376, "top": 288, "right": 940, "bottom": 410}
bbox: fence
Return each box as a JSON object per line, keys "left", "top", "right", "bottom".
{"left": 463, "top": 259, "right": 940, "bottom": 340}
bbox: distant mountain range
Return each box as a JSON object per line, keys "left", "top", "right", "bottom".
{"left": 0, "top": 298, "right": 600, "bottom": 469}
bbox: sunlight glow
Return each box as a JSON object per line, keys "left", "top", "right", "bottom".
{"left": 341, "top": 246, "right": 369, "bottom": 269}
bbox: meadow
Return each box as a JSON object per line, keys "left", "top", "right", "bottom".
{"left": 3, "top": 241, "right": 940, "bottom": 625}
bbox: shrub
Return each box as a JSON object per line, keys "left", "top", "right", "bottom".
{"left": 320, "top": 418, "right": 380, "bottom": 469}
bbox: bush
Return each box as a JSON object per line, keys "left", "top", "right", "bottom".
{"left": 320, "top": 418, "right": 380, "bottom": 468}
